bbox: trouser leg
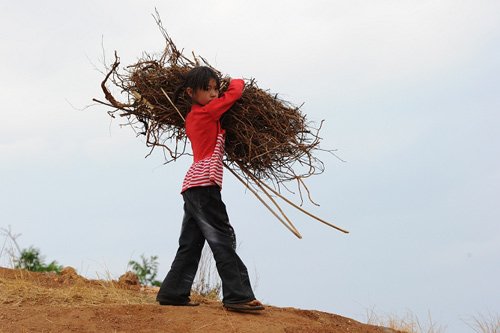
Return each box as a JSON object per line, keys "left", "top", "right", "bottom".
{"left": 156, "top": 204, "right": 205, "bottom": 304}
{"left": 184, "top": 186, "right": 255, "bottom": 304}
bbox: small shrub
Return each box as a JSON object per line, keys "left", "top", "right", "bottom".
{"left": 14, "top": 246, "right": 63, "bottom": 273}
{"left": 128, "top": 254, "right": 161, "bottom": 286}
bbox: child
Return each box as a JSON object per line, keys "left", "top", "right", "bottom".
{"left": 156, "top": 66, "right": 264, "bottom": 312}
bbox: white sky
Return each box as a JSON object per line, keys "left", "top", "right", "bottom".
{"left": 1, "top": 1, "right": 499, "bottom": 332}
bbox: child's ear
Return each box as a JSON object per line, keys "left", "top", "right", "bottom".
{"left": 186, "top": 87, "right": 193, "bottom": 98}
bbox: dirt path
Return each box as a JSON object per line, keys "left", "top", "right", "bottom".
{"left": 0, "top": 267, "right": 400, "bottom": 333}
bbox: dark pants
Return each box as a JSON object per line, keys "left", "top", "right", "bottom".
{"left": 156, "top": 186, "right": 255, "bottom": 305}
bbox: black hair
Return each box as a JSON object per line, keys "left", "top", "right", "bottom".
{"left": 174, "top": 66, "right": 220, "bottom": 102}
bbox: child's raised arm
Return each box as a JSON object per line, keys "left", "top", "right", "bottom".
{"left": 205, "top": 79, "right": 244, "bottom": 120}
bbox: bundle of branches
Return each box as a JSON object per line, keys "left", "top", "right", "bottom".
{"left": 93, "top": 13, "right": 348, "bottom": 238}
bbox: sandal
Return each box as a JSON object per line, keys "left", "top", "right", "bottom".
{"left": 223, "top": 300, "right": 265, "bottom": 312}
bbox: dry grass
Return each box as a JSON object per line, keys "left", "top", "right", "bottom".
{"left": 192, "top": 245, "right": 221, "bottom": 300}
{"left": 0, "top": 266, "right": 220, "bottom": 309}
{"left": 0, "top": 270, "right": 156, "bottom": 307}
{"left": 366, "top": 309, "right": 445, "bottom": 333}
{"left": 367, "top": 309, "right": 500, "bottom": 333}
{"left": 465, "top": 313, "right": 500, "bottom": 333}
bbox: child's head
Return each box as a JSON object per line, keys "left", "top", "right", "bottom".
{"left": 179, "top": 66, "right": 221, "bottom": 106}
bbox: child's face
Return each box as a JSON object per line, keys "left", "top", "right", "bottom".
{"left": 187, "top": 78, "right": 219, "bottom": 106}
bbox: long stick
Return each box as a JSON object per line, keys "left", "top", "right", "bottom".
{"left": 161, "top": 88, "right": 185, "bottom": 122}
{"left": 239, "top": 166, "right": 302, "bottom": 237}
{"left": 258, "top": 178, "right": 349, "bottom": 234}
{"left": 224, "top": 165, "right": 302, "bottom": 239}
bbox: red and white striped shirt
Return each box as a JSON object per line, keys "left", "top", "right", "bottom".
{"left": 181, "top": 79, "right": 244, "bottom": 193}
{"left": 181, "top": 130, "right": 225, "bottom": 191}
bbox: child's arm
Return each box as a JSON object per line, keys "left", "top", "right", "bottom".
{"left": 205, "top": 79, "right": 244, "bottom": 120}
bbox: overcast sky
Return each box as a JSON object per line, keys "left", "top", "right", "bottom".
{"left": 1, "top": 1, "right": 499, "bottom": 332}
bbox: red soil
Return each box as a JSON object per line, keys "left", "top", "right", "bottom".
{"left": 0, "top": 267, "right": 401, "bottom": 333}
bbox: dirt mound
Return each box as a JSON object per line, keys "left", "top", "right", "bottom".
{"left": 0, "top": 267, "right": 401, "bottom": 333}
{"left": 117, "top": 271, "right": 141, "bottom": 290}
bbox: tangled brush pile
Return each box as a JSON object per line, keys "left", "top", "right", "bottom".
{"left": 94, "top": 13, "right": 347, "bottom": 237}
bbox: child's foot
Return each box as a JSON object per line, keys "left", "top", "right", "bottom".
{"left": 223, "top": 300, "right": 265, "bottom": 312}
